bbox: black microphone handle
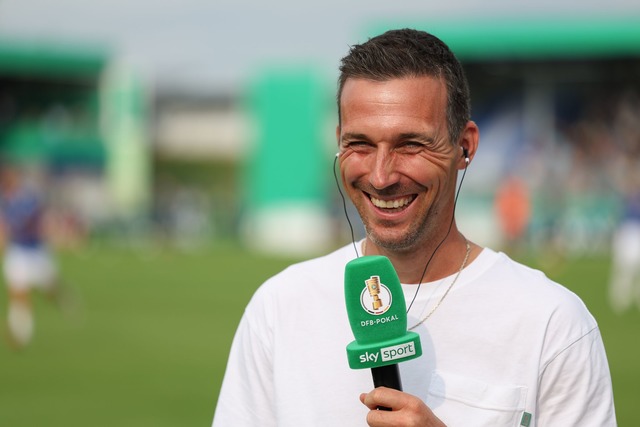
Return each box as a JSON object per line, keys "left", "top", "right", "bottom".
{"left": 371, "top": 364, "right": 402, "bottom": 411}
{"left": 371, "top": 364, "right": 402, "bottom": 390}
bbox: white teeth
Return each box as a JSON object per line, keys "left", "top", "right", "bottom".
{"left": 370, "top": 196, "right": 413, "bottom": 209}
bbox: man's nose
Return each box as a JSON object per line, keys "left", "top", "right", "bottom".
{"left": 369, "top": 149, "right": 400, "bottom": 190}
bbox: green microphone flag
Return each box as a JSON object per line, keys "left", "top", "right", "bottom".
{"left": 345, "top": 255, "right": 422, "bottom": 369}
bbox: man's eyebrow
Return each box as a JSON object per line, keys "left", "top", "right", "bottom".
{"left": 340, "top": 132, "right": 435, "bottom": 144}
{"left": 340, "top": 132, "right": 370, "bottom": 141}
{"left": 398, "top": 132, "right": 434, "bottom": 143}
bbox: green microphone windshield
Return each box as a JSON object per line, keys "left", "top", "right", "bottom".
{"left": 345, "top": 255, "right": 422, "bottom": 369}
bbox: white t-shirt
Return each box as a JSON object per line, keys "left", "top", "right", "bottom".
{"left": 212, "top": 244, "right": 616, "bottom": 426}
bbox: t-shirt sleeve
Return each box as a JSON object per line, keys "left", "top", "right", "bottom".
{"left": 212, "top": 294, "right": 276, "bottom": 427}
{"left": 536, "top": 327, "right": 616, "bottom": 426}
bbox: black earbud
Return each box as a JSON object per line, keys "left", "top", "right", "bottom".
{"left": 462, "top": 147, "right": 470, "bottom": 165}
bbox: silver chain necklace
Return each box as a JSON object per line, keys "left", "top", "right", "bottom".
{"left": 408, "top": 240, "right": 470, "bottom": 331}
{"left": 361, "top": 239, "right": 471, "bottom": 330}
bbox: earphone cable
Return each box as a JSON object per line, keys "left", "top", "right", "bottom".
{"left": 333, "top": 155, "right": 360, "bottom": 258}
{"left": 405, "top": 163, "right": 468, "bottom": 314}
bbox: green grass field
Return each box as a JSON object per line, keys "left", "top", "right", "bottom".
{"left": 0, "top": 243, "right": 637, "bottom": 426}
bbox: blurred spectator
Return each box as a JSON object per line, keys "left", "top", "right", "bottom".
{"left": 495, "top": 173, "right": 531, "bottom": 254}
{"left": 0, "top": 163, "right": 62, "bottom": 348}
{"left": 608, "top": 156, "right": 640, "bottom": 314}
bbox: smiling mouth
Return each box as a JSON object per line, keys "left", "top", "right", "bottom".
{"left": 369, "top": 194, "right": 415, "bottom": 210}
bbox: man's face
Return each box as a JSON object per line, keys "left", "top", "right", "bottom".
{"left": 337, "top": 76, "right": 460, "bottom": 253}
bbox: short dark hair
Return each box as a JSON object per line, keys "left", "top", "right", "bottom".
{"left": 337, "top": 28, "right": 471, "bottom": 144}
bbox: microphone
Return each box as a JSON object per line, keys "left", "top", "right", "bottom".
{"left": 345, "top": 255, "right": 422, "bottom": 399}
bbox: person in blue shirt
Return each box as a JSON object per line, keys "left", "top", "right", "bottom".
{"left": 0, "top": 164, "right": 60, "bottom": 348}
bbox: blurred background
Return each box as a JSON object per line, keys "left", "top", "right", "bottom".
{"left": 0, "top": 1, "right": 639, "bottom": 426}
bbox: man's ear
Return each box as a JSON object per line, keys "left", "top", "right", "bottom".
{"left": 457, "top": 121, "right": 479, "bottom": 170}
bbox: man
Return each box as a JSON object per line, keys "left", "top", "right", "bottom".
{"left": 0, "top": 164, "right": 60, "bottom": 348}
{"left": 213, "top": 29, "right": 616, "bottom": 426}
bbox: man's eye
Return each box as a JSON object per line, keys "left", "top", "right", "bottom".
{"left": 346, "top": 141, "right": 372, "bottom": 151}
{"left": 400, "top": 142, "right": 425, "bottom": 151}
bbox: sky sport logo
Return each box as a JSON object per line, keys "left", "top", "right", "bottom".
{"left": 360, "top": 275, "right": 392, "bottom": 315}
{"left": 358, "top": 342, "right": 417, "bottom": 364}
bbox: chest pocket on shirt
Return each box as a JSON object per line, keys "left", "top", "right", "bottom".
{"left": 426, "top": 370, "right": 528, "bottom": 427}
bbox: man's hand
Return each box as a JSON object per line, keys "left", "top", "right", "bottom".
{"left": 360, "top": 387, "right": 446, "bottom": 427}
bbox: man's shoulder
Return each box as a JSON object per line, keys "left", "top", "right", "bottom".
{"left": 479, "top": 248, "right": 597, "bottom": 327}
{"left": 479, "top": 248, "right": 565, "bottom": 291}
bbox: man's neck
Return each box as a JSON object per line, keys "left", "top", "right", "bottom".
{"left": 363, "top": 231, "right": 476, "bottom": 284}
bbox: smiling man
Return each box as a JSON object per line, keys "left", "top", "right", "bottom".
{"left": 337, "top": 75, "right": 475, "bottom": 282}
{"left": 212, "top": 29, "right": 616, "bottom": 427}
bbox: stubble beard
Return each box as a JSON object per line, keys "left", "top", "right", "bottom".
{"left": 358, "top": 204, "right": 438, "bottom": 254}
